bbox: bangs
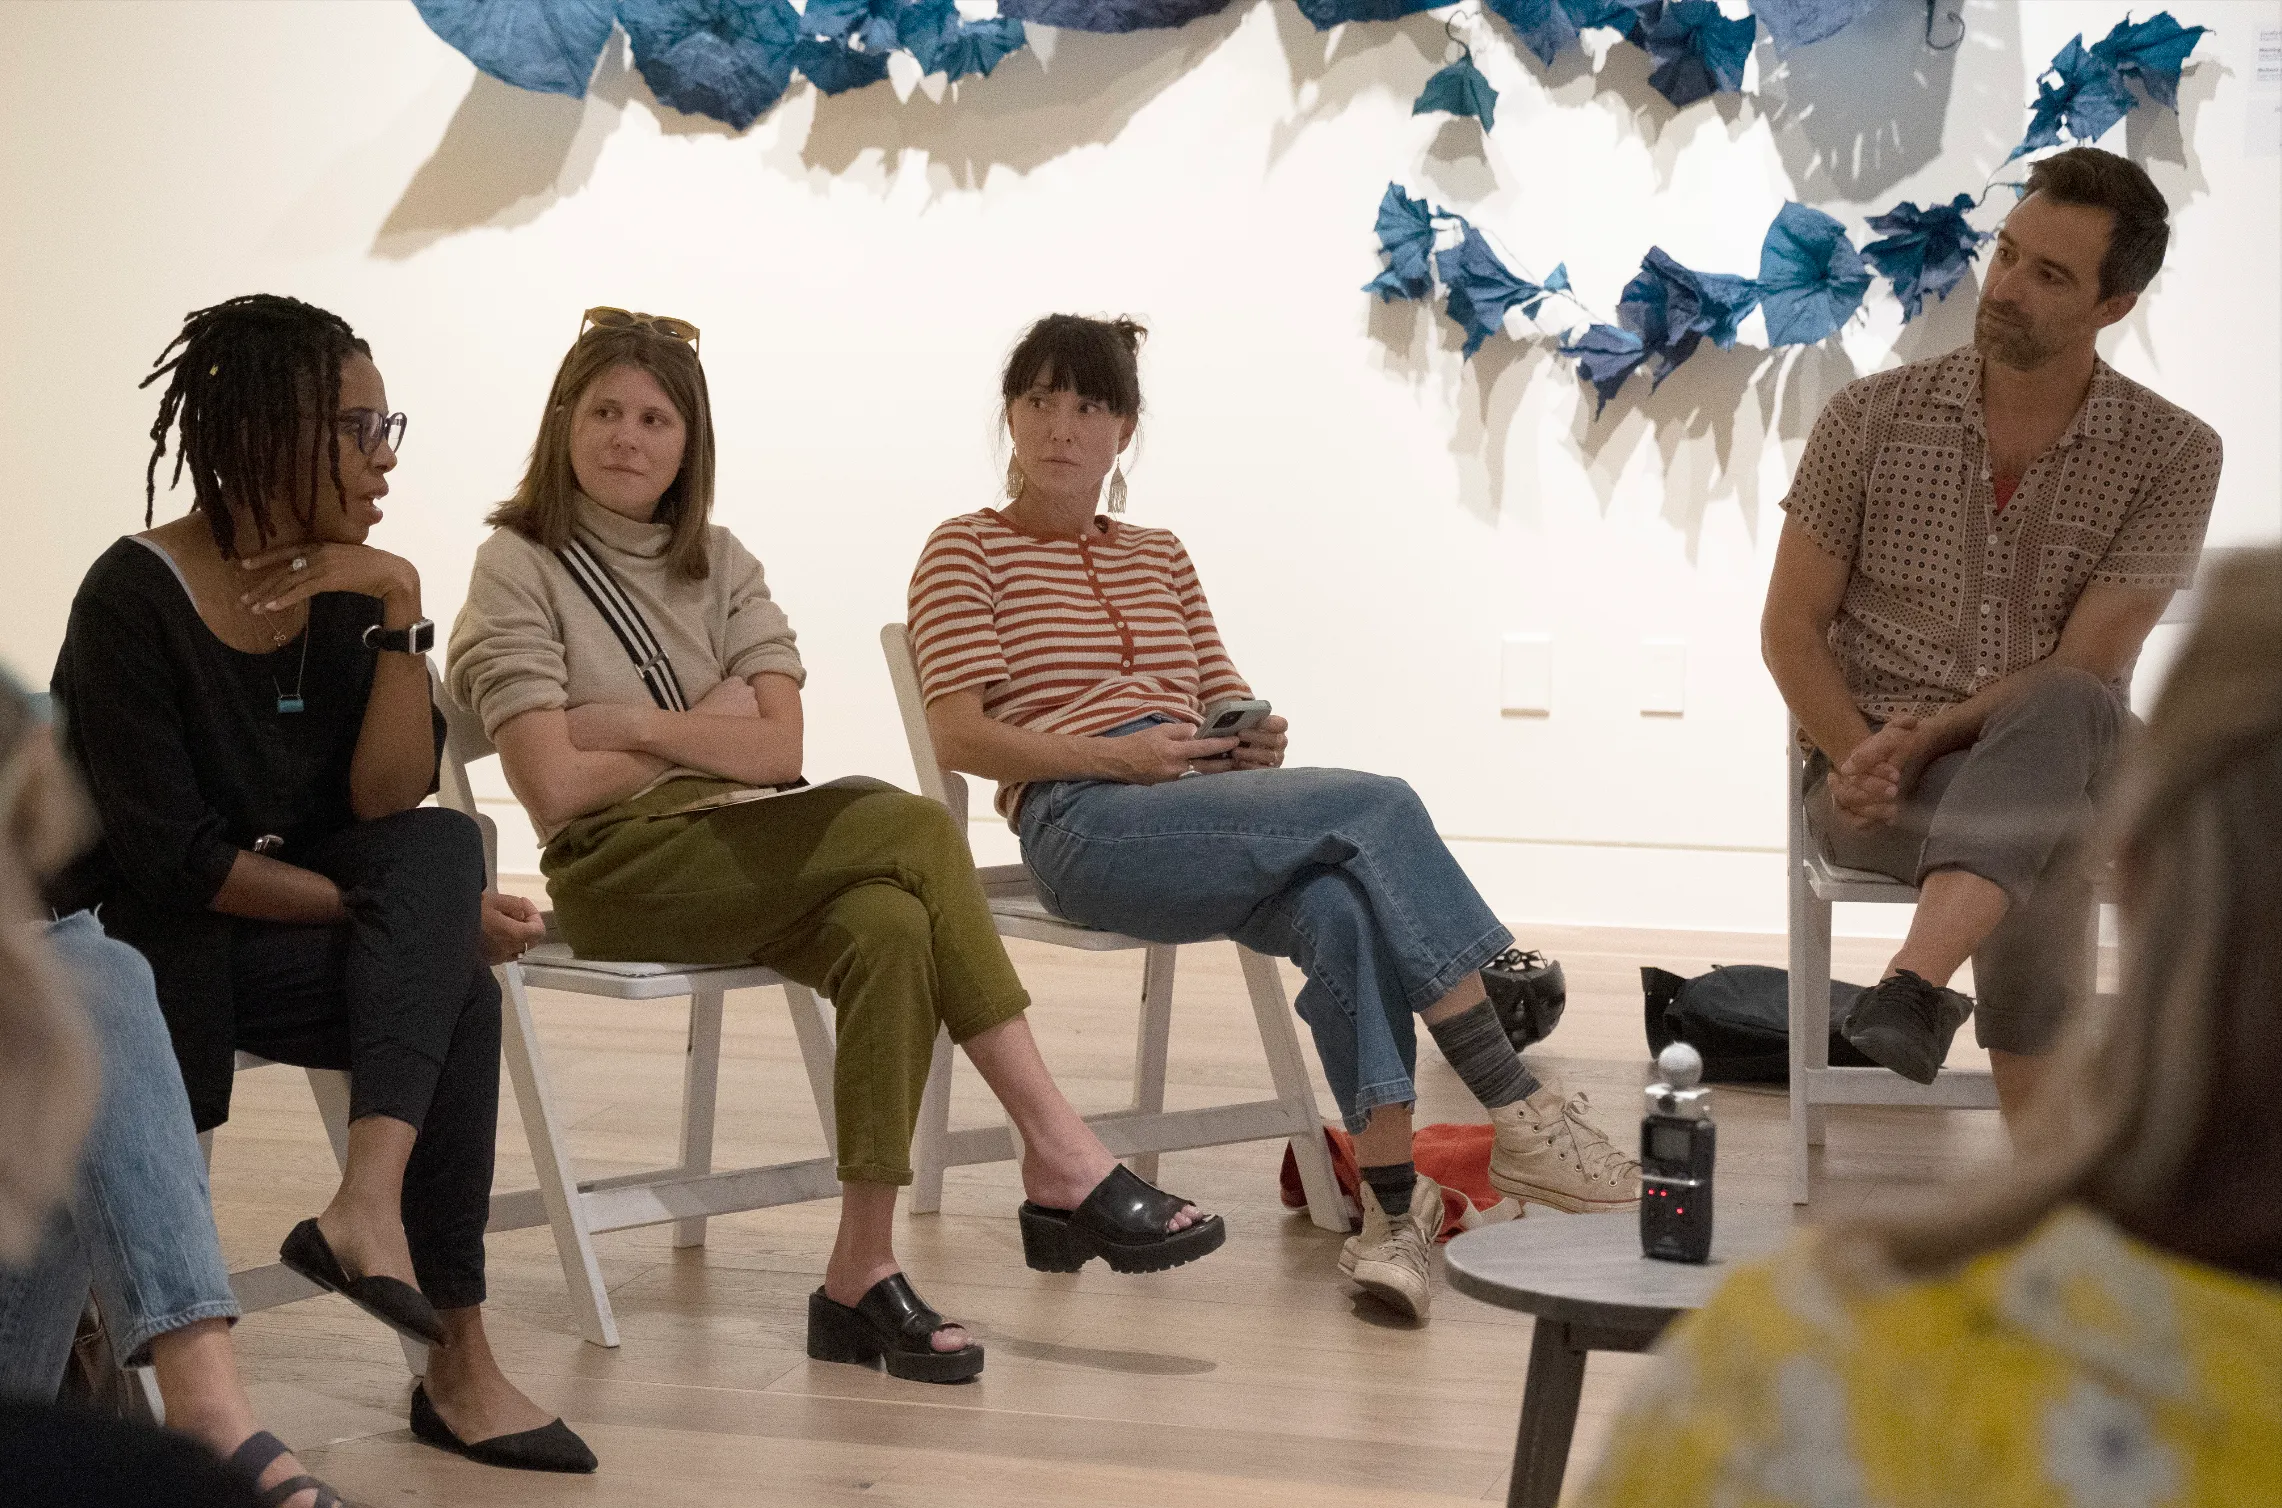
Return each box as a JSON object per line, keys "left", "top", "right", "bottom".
{"left": 1001, "top": 315, "right": 1141, "bottom": 417}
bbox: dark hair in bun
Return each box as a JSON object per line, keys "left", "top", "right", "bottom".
{"left": 1000, "top": 314, "right": 1147, "bottom": 419}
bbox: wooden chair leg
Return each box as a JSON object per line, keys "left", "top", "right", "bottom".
{"left": 784, "top": 983, "right": 838, "bottom": 1161}
{"left": 1237, "top": 946, "right": 1345, "bottom": 1233}
{"left": 674, "top": 986, "right": 726, "bottom": 1251}
{"left": 909, "top": 1030, "right": 953, "bottom": 1215}
{"left": 498, "top": 964, "right": 620, "bottom": 1348}
{"left": 1128, "top": 946, "right": 1175, "bottom": 1186}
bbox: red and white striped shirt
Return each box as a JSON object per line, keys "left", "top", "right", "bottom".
{"left": 907, "top": 509, "right": 1252, "bottom": 820}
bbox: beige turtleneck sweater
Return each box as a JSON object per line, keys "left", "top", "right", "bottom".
{"left": 446, "top": 497, "right": 806, "bottom": 835}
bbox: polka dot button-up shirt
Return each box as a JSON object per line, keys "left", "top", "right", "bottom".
{"left": 1782, "top": 347, "right": 2222, "bottom": 726}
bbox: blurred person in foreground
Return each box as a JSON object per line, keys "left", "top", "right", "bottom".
{"left": 1579, "top": 549, "right": 2281, "bottom": 1508}
{"left": 0, "top": 671, "right": 273, "bottom": 1506}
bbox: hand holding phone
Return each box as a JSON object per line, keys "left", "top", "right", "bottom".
{"left": 1198, "top": 698, "right": 1271, "bottom": 737}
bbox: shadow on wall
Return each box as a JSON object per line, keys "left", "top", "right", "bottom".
{"left": 800, "top": 7, "right": 1255, "bottom": 185}
{"left": 1757, "top": 0, "right": 1978, "bottom": 202}
{"left": 374, "top": 5, "right": 1267, "bottom": 242}
{"left": 373, "top": 33, "right": 645, "bottom": 260}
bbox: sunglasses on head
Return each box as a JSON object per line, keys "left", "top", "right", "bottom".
{"left": 581, "top": 306, "right": 702, "bottom": 353}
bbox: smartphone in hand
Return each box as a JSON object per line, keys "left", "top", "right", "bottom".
{"left": 1198, "top": 698, "right": 1271, "bottom": 738}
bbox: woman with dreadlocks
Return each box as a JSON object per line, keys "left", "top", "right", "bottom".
{"left": 47, "top": 294, "right": 594, "bottom": 1474}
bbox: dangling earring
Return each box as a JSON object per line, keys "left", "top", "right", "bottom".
{"left": 1107, "top": 461, "right": 1128, "bottom": 515}
{"left": 1005, "top": 455, "right": 1026, "bottom": 501}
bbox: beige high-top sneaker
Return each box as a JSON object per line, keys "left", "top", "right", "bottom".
{"left": 1338, "top": 1173, "right": 1444, "bottom": 1320}
{"left": 1488, "top": 1088, "right": 1642, "bottom": 1213}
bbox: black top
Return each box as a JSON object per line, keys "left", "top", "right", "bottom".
{"left": 48, "top": 538, "right": 441, "bottom": 1129}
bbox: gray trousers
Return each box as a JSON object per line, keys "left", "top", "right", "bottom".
{"left": 1805, "top": 667, "right": 2130, "bottom": 1055}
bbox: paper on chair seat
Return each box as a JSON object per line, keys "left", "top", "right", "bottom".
{"left": 522, "top": 943, "right": 733, "bottom": 977}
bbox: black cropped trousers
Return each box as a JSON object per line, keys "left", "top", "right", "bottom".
{"left": 231, "top": 807, "right": 499, "bottom": 1311}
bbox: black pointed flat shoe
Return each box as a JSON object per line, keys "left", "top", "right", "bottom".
{"left": 1018, "top": 1164, "right": 1226, "bottom": 1274}
{"left": 228, "top": 1430, "right": 356, "bottom": 1508}
{"left": 278, "top": 1219, "right": 446, "bottom": 1346}
{"left": 807, "top": 1273, "right": 985, "bottom": 1384}
{"left": 409, "top": 1384, "right": 597, "bottom": 1474}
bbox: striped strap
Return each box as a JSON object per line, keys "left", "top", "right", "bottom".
{"left": 556, "top": 540, "right": 689, "bottom": 713}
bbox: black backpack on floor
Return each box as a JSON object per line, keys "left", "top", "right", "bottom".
{"left": 1641, "top": 964, "right": 1879, "bottom": 1083}
{"left": 1484, "top": 948, "right": 1566, "bottom": 1051}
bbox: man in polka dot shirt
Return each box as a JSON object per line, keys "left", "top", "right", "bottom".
{"left": 1760, "top": 147, "right": 2220, "bottom": 1124}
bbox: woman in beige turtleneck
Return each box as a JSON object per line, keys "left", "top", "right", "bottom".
{"left": 448, "top": 313, "right": 1222, "bottom": 1384}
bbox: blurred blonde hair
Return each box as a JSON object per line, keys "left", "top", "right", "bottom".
{"left": 1833, "top": 549, "right": 2282, "bottom": 1285}
{"left": 0, "top": 681, "right": 98, "bottom": 1265}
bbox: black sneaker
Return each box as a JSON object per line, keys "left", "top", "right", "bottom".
{"left": 1840, "top": 970, "right": 1973, "bottom": 1085}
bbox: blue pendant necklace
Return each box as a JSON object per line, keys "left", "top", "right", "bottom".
{"left": 272, "top": 619, "right": 311, "bottom": 714}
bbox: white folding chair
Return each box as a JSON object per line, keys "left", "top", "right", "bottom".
{"left": 878, "top": 625, "right": 1345, "bottom": 1231}
{"left": 1784, "top": 733, "right": 1999, "bottom": 1203}
{"left": 429, "top": 666, "right": 842, "bottom": 1347}
{"left": 1780, "top": 548, "right": 2236, "bottom": 1203}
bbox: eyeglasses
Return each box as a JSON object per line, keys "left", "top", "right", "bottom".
{"left": 581, "top": 306, "right": 702, "bottom": 354}
{"left": 339, "top": 408, "right": 408, "bottom": 456}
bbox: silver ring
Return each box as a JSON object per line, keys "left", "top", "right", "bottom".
{"left": 290, "top": 556, "right": 308, "bottom": 573}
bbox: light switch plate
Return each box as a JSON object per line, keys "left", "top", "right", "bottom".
{"left": 1639, "top": 638, "right": 1686, "bottom": 716}
{"left": 1500, "top": 634, "right": 1552, "bottom": 716}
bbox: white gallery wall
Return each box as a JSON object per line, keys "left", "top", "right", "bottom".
{"left": 5, "top": 0, "right": 2277, "bottom": 935}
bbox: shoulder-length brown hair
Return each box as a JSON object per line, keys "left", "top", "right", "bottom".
{"left": 488, "top": 325, "right": 717, "bottom": 580}
{"left": 1833, "top": 549, "right": 2282, "bottom": 1287}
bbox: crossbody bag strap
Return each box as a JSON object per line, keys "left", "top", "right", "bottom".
{"left": 555, "top": 540, "right": 690, "bottom": 713}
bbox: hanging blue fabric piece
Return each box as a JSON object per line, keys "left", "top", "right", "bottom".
{"left": 621, "top": 0, "right": 803, "bottom": 128}
{"left": 1757, "top": 202, "right": 1871, "bottom": 347}
{"left": 410, "top": 0, "right": 617, "bottom": 97}
{"left": 1863, "top": 194, "right": 1989, "bottom": 322}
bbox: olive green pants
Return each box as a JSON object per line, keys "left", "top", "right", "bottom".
{"left": 542, "top": 776, "right": 1031, "bottom": 1186}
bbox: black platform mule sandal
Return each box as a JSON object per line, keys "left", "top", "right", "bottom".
{"left": 807, "top": 1273, "right": 986, "bottom": 1384}
{"left": 1018, "top": 1165, "right": 1226, "bottom": 1274}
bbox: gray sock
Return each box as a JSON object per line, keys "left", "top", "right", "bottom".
{"left": 1360, "top": 1161, "right": 1417, "bottom": 1217}
{"left": 1429, "top": 999, "right": 1540, "bottom": 1110}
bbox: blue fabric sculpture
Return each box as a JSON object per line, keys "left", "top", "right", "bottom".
{"left": 1560, "top": 324, "right": 1649, "bottom": 413}
{"left": 1485, "top": 0, "right": 1581, "bottom": 68}
{"left": 1863, "top": 194, "right": 1989, "bottom": 321}
{"left": 995, "top": 0, "right": 1232, "bottom": 30}
{"left": 2013, "top": 35, "right": 2135, "bottom": 157}
{"left": 1756, "top": 201, "right": 1871, "bottom": 347}
{"left": 1747, "top": 0, "right": 1882, "bottom": 54}
{"left": 900, "top": 0, "right": 1029, "bottom": 80}
{"left": 1640, "top": 0, "right": 1756, "bottom": 109}
{"left": 1362, "top": 183, "right": 1441, "bottom": 304}
{"left": 1293, "top": 0, "right": 1441, "bottom": 31}
{"left": 1560, "top": 0, "right": 1651, "bottom": 39}
{"left": 411, "top": 0, "right": 616, "bottom": 97}
{"left": 2091, "top": 11, "right": 2207, "bottom": 109}
{"left": 803, "top": 0, "right": 903, "bottom": 50}
{"left": 2012, "top": 12, "right": 2206, "bottom": 160}
{"left": 792, "top": 35, "right": 894, "bottom": 92}
{"left": 1617, "top": 246, "right": 1760, "bottom": 384}
{"left": 1414, "top": 49, "right": 1499, "bottom": 131}
{"left": 1438, "top": 229, "right": 1567, "bottom": 355}
{"left": 620, "top": 0, "right": 802, "bottom": 128}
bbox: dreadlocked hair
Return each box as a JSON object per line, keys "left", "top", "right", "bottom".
{"left": 141, "top": 294, "right": 372, "bottom": 560}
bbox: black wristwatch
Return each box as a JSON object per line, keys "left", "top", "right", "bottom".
{"left": 362, "top": 618, "right": 435, "bottom": 655}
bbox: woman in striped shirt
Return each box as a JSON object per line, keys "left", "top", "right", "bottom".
{"left": 450, "top": 313, "right": 1223, "bottom": 1387}
{"left": 910, "top": 315, "right": 1640, "bottom": 1322}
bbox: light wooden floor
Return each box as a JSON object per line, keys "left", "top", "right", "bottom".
{"left": 207, "top": 922, "right": 2041, "bottom": 1506}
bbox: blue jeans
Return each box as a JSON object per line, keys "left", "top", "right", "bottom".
{"left": 1018, "top": 730, "right": 1513, "bottom": 1131}
{"left": 0, "top": 913, "right": 238, "bottom": 1396}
